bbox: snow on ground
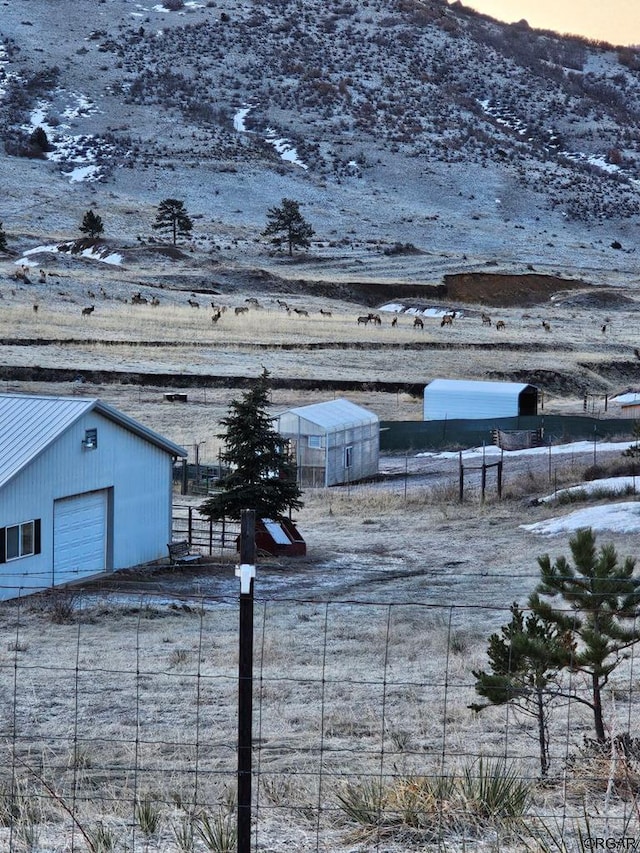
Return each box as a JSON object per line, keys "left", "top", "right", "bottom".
{"left": 521, "top": 503, "right": 640, "bottom": 536}
{"left": 417, "top": 439, "right": 635, "bottom": 461}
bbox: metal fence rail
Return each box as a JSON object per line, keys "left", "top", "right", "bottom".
{"left": 172, "top": 504, "right": 240, "bottom": 555}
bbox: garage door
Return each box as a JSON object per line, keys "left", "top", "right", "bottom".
{"left": 54, "top": 490, "right": 107, "bottom": 584}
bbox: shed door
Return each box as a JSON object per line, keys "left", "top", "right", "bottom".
{"left": 54, "top": 490, "right": 107, "bottom": 584}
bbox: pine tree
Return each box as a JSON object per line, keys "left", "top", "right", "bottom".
{"left": 622, "top": 421, "right": 640, "bottom": 458}
{"left": 262, "top": 198, "right": 314, "bottom": 256}
{"left": 152, "top": 198, "right": 193, "bottom": 245}
{"left": 200, "top": 369, "right": 303, "bottom": 522}
{"left": 0, "top": 221, "right": 7, "bottom": 253}
{"left": 529, "top": 527, "right": 640, "bottom": 743}
{"left": 471, "top": 603, "right": 573, "bottom": 776}
{"left": 80, "top": 209, "right": 104, "bottom": 239}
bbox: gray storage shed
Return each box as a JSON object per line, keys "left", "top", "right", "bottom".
{"left": 276, "top": 398, "right": 379, "bottom": 487}
{"left": 0, "top": 393, "right": 186, "bottom": 601}
{"left": 423, "top": 379, "right": 539, "bottom": 420}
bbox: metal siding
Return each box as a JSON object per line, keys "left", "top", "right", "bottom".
{"left": 0, "top": 410, "right": 174, "bottom": 600}
{"left": 424, "top": 380, "right": 529, "bottom": 420}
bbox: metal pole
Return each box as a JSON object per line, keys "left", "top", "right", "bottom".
{"left": 237, "top": 509, "right": 256, "bottom": 853}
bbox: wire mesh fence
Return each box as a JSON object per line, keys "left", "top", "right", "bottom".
{"left": 1, "top": 586, "right": 639, "bottom": 851}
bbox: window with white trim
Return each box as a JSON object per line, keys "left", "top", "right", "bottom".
{"left": 308, "top": 435, "right": 322, "bottom": 449}
{"left": 344, "top": 446, "right": 353, "bottom": 468}
{"left": 4, "top": 520, "right": 37, "bottom": 561}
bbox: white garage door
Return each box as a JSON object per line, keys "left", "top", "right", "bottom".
{"left": 54, "top": 490, "right": 107, "bottom": 584}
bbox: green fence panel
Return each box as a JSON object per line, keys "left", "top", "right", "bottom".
{"left": 379, "top": 416, "right": 637, "bottom": 452}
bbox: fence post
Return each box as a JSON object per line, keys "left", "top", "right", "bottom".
{"left": 188, "top": 506, "right": 193, "bottom": 544}
{"left": 237, "top": 509, "right": 256, "bottom": 853}
{"left": 458, "top": 451, "right": 464, "bottom": 503}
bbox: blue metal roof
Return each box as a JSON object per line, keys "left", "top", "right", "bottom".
{"left": 0, "top": 393, "right": 187, "bottom": 489}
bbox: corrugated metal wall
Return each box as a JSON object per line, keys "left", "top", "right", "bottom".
{"left": 0, "top": 411, "right": 174, "bottom": 600}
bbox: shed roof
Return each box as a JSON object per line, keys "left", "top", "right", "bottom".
{"left": 279, "top": 398, "right": 378, "bottom": 430}
{"left": 425, "top": 379, "right": 535, "bottom": 398}
{"left": 0, "top": 393, "right": 187, "bottom": 489}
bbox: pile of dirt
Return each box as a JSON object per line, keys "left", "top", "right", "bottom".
{"left": 442, "top": 273, "right": 588, "bottom": 307}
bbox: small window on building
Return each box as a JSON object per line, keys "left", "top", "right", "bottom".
{"left": 308, "top": 435, "right": 322, "bottom": 449}
{"left": 344, "top": 446, "right": 353, "bottom": 468}
{"left": 4, "top": 520, "right": 39, "bottom": 561}
{"left": 83, "top": 428, "right": 98, "bottom": 450}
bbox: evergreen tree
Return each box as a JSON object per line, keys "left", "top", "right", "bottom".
{"left": 262, "top": 198, "right": 314, "bottom": 256}
{"left": 152, "top": 198, "right": 193, "bottom": 245}
{"left": 29, "top": 126, "right": 52, "bottom": 156}
{"left": 471, "top": 603, "right": 573, "bottom": 776}
{"left": 0, "top": 221, "right": 7, "bottom": 253}
{"left": 200, "top": 369, "right": 303, "bottom": 522}
{"left": 80, "top": 209, "right": 104, "bottom": 239}
{"left": 529, "top": 527, "right": 640, "bottom": 743}
{"left": 622, "top": 421, "right": 640, "bottom": 458}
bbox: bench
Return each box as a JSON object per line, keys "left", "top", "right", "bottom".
{"left": 167, "top": 540, "right": 201, "bottom": 566}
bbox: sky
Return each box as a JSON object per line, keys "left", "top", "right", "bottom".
{"left": 453, "top": 1, "right": 640, "bottom": 46}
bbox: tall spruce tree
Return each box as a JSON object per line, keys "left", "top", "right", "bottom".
{"left": 529, "top": 527, "right": 640, "bottom": 743}
{"left": 471, "top": 603, "right": 573, "bottom": 776}
{"left": 262, "top": 198, "right": 314, "bottom": 256}
{"left": 152, "top": 198, "right": 193, "bottom": 245}
{"left": 80, "top": 209, "right": 104, "bottom": 239}
{"left": 200, "top": 369, "right": 303, "bottom": 522}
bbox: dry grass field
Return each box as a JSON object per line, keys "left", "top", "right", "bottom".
{"left": 2, "top": 247, "right": 640, "bottom": 851}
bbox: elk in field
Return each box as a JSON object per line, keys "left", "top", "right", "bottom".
{"left": 495, "top": 320, "right": 505, "bottom": 330}
{"left": 293, "top": 308, "right": 309, "bottom": 316}
{"left": 32, "top": 304, "right": 38, "bottom": 313}
{"left": 357, "top": 315, "right": 370, "bottom": 325}
{"left": 245, "top": 297, "right": 260, "bottom": 307}
{"left": 276, "top": 299, "right": 289, "bottom": 310}
{"left": 391, "top": 316, "right": 398, "bottom": 327}
{"left": 413, "top": 317, "right": 424, "bottom": 329}
{"left": 542, "top": 320, "right": 551, "bottom": 332}
{"left": 131, "top": 292, "right": 148, "bottom": 305}
{"left": 151, "top": 296, "right": 160, "bottom": 306}
{"left": 440, "top": 313, "right": 454, "bottom": 327}
{"left": 369, "top": 313, "right": 381, "bottom": 326}
{"left": 211, "top": 310, "right": 222, "bottom": 324}
{"left": 319, "top": 308, "right": 332, "bottom": 316}
{"left": 188, "top": 298, "right": 200, "bottom": 308}
{"left": 39, "top": 269, "right": 47, "bottom": 283}
{"left": 235, "top": 306, "right": 249, "bottom": 315}
{"left": 481, "top": 313, "right": 491, "bottom": 326}
{"left": 82, "top": 305, "right": 95, "bottom": 316}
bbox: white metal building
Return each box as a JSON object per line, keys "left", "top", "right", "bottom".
{"left": 423, "top": 379, "right": 539, "bottom": 420}
{"left": 0, "top": 393, "right": 186, "bottom": 600}
{"left": 276, "top": 398, "right": 380, "bottom": 487}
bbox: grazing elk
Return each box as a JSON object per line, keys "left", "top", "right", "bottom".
{"left": 440, "top": 313, "right": 454, "bottom": 327}
{"left": 151, "top": 296, "right": 160, "bottom": 306}
{"left": 413, "top": 317, "right": 424, "bottom": 329}
{"left": 495, "top": 320, "right": 506, "bottom": 330}
{"left": 245, "top": 297, "right": 260, "bottom": 307}
{"left": 293, "top": 308, "right": 309, "bottom": 316}
{"left": 319, "top": 308, "right": 332, "bottom": 316}
{"left": 211, "top": 309, "right": 222, "bottom": 324}
{"left": 542, "top": 320, "right": 551, "bottom": 332}
{"left": 276, "top": 299, "right": 289, "bottom": 310}
{"left": 357, "top": 315, "right": 371, "bottom": 325}
{"left": 481, "top": 313, "right": 491, "bottom": 326}
{"left": 188, "top": 298, "right": 200, "bottom": 308}
{"left": 131, "top": 292, "right": 148, "bottom": 305}
{"left": 82, "top": 305, "right": 95, "bottom": 316}
{"left": 235, "top": 306, "right": 249, "bottom": 315}
{"left": 369, "top": 313, "right": 381, "bottom": 326}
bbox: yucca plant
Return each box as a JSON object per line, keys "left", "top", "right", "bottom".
{"left": 135, "top": 796, "right": 161, "bottom": 837}
{"left": 459, "top": 757, "right": 531, "bottom": 824}
{"left": 194, "top": 809, "right": 237, "bottom": 853}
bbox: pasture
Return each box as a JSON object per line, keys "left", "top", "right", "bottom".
{"left": 2, "top": 248, "right": 640, "bottom": 850}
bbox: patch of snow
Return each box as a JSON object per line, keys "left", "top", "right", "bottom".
{"left": 265, "top": 128, "right": 308, "bottom": 170}
{"left": 417, "top": 439, "right": 635, "bottom": 460}
{"left": 540, "top": 476, "right": 640, "bottom": 503}
{"left": 81, "top": 247, "right": 123, "bottom": 265}
{"left": 521, "top": 502, "right": 640, "bottom": 536}
{"left": 68, "top": 164, "right": 101, "bottom": 183}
